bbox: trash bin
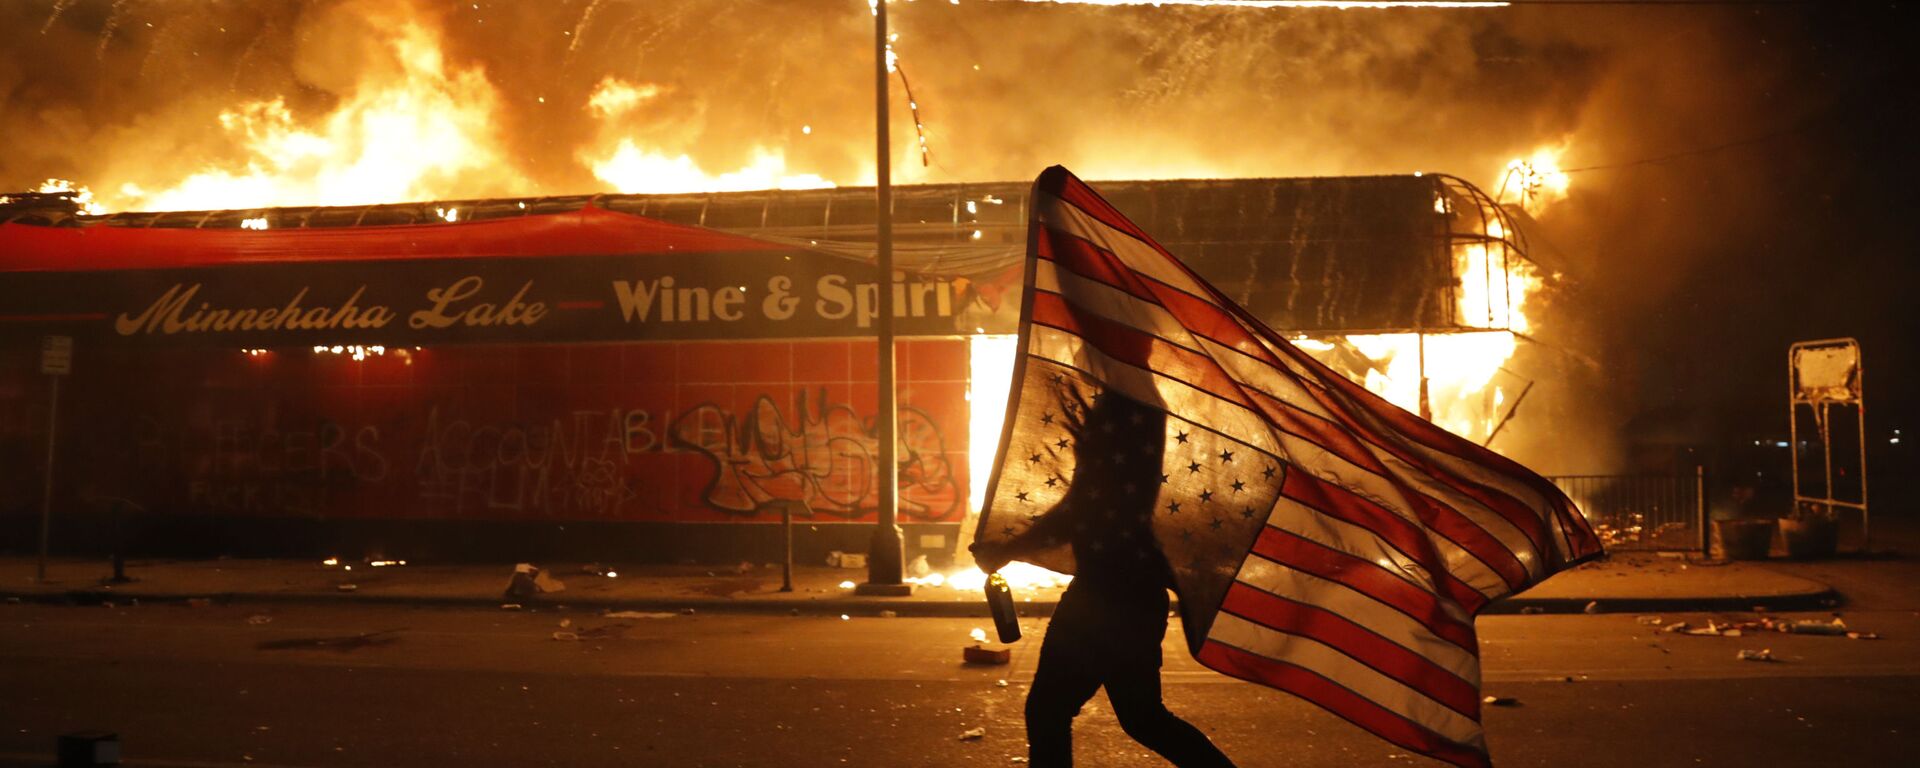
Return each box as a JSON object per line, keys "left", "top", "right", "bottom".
{"left": 1714, "top": 518, "right": 1776, "bottom": 560}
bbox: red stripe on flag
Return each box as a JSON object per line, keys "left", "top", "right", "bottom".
{"left": 1220, "top": 583, "right": 1481, "bottom": 718}
{"left": 1038, "top": 231, "right": 1166, "bottom": 307}
{"left": 1039, "top": 169, "right": 1161, "bottom": 252}
{"left": 1197, "top": 640, "right": 1490, "bottom": 768}
{"left": 1293, "top": 379, "right": 1553, "bottom": 561}
{"left": 1250, "top": 526, "right": 1479, "bottom": 650}
{"left": 1280, "top": 470, "right": 1508, "bottom": 612}
{"left": 1030, "top": 291, "right": 1256, "bottom": 412}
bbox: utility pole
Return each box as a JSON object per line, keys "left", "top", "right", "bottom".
{"left": 858, "top": 0, "right": 911, "bottom": 596}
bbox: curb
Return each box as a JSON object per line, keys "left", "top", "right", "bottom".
{"left": 1482, "top": 588, "right": 1842, "bottom": 615}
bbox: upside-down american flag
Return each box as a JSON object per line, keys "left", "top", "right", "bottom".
{"left": 975, "top": 167, "right": 1604, "bottom": 767}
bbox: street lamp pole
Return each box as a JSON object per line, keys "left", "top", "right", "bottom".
{"left": 859, "top": 0, "right": 911, "bottom": 596}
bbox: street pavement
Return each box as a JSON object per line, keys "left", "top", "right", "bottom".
{"left": 4, "top": 523, "right": 1915, "bottom": 767}
{"left": 1, "top": 599, "right": 1916, "bottom": 767}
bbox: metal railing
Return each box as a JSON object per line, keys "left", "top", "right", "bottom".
{"left": 1547, "top": 468, "right": 1705, "bottom": 554}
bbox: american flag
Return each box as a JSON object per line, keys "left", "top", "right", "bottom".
{"left": 976, "top": 166, "right": 1604, "bottom": 767}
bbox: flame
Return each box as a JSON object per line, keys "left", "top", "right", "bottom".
{"left": 105, "top": 19, "right": 522, "bottom": 212}
{"left": 34, "top": 179, "right": 106, "bottom": 215}
{"left": 1499, "top": 145, "right": 1571, "bottom": 215}
{"left": 581, "top": 77, "right": 833, "bottom": 195}
{"left": 944, "top": 562, "right": 1072, "bottom": 591}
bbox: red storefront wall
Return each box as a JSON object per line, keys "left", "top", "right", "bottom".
{"left": 0, "top": 337, "right": 970, "bottom": 538}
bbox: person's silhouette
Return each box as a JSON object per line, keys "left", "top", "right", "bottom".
{"left": 974, "top": 391, "right": 1236, "bottom": 768}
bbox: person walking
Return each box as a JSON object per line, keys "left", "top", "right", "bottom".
{"left": 973, "top": 392, "right": 1237, "bottom": 768}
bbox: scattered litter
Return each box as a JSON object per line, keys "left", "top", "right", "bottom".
{"left": 996, "top": 679, "right": 1009, "bottom": 688}
{"left": 1012, "top": 758, "right": 1028, "bottom": 764}
{"left": 503, "top": 563, "right": 540, "bottom": 600}
{"left": 336, "top": 584, "right": 358, "bottom": 593}
{"left": 1663, "top": 622, "right": 1691, "bottom": 634}
{"left": 830, "top": 552, "right": 867, "bottom": 569}
{"left": 558, "top": 619, "right": 572, "bottom": 628}
{"left": 970, "top": 628, "right": 989, "bottom": 643}
{"left": 1519, "top": 607, "right": 1545, "bottom": 615}
{"left": 246, "top": 615, "right": 273, "bottom": 625}
{"left": 838, "top": 580, "right": 857, "bottom": 590}
{"left": 186, "top": 598, "right": 212, "bottom": 608}
{"left": 1481, "top": 696, "right": 1520, "bottom": 707}
{"left": 964, "top": 645, "right": 1011, "bottom": 665}
{"left": 322, "top": 557, "right": 339, "bottom": 567}
{"left": 958, "top": 727, "right": 986, "bottom": 741}
{"left": 604, "top": 611, "right": 676, "bottom": 620}
{"left": 1736, "top": 648, "right": 1777, "bottom": 662}
{"left": 840, "top": 614, "right": 851, "bottom": 621}
{"left": 1635, "top": 616, "right": 1664, "bottom": 626}
{"left": 680, "top": 608, "right": 696, "bottom": 615}
{"left": 908, "top": 555, "right": 932, "bottom": 578}
{"left": 1848, "top": 632, "right": 1880, "bottom": 640}
{"left": 879, "top": 610, "right": 898, "bottom": 619}
{"left": 500, "top": 603, "right": 523, "bottom": 610}
{"left": 533, "top": 570, "right": 566, "bottom": 594}
{"left": 737, "top": 561, "right": 756, "bottom": 574}
{"left": 552, "top": 631, "right": 581, "bottom": 641}
{"left": 1786, "top": 619, "right": 1847, "bottom": 636}
{"left": 1583, "top": 601, "right": 1602, "bottom": 615}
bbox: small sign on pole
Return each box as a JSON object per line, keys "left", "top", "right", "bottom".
{"left": 37, "top": 335, "right": 69, "bottom": 582}
{"left": 41, "top": 335, "right": 72, "bottom": 376}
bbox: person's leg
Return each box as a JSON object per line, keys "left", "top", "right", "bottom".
{"left": 1025, "top": 634, "right": 1104, "bottom": 767}
{"left": 1105, "top": 661, "right": 1237, "bottom": 768}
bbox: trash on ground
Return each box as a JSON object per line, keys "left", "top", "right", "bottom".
{"left": 1519, "top": 606, "right": 1545, "bottom": 615}
{"left": 185, "top": 597, "right": 212, "bottom": 608}
{"left": 1736, "top": 648, "right": 1777, "bottom": 662}
{"left": 336, "top": 584, "right": 358, "bottom": 592}
{"left": 996, "top": 679, "right": 1009, "bottom": 688}
{"left": 879, "top": 610, "right": 899, "bottom": 618}
{"left": 604, "top": 610, "right": 676, "bottom": 619}
{"left": 908, "top": 555, "right": 932, "bottom": 577}
{"left": 970, "top": 627, "right": 989, "bottom": 643}
{"left": 557, "top": 619, "right": 572, "bottom": 628}
{"left": 551, "top": 631, "right": 580, "bottom": 641}
{"left": 246, "top": 615, "right": 273, "bottom": 625}
{"left": 1847, "top": 632, "right": 1880, "bottom": 640}
{"left": 958, "top": 727, "right": 986, "bottom": 741}
{"left": 1636, "top": 616, "right": 1664, "bottom": 626}
{"left": 736, "top": 561, "right": 756, "bottom": 573}
{"left": 500, "top": 603, "right": 523, "bottom": 610}
{"left": 964, "top": 645, "right": 1012, "bottom": 665}
{"left": 1583, "top": 601, "right": 1602, "bottom": 615}
{"left": 1481, "top": 696, "right": 1520, "bottom": 707}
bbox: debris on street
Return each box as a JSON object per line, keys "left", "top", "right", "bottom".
{"left": 964, "top": 645, "right": 1011, "bottom": 665}
{"left": 1736, "top": 648, "right": 1777, "bottom": 662}
{"left": 246, "top": 615, "right": 273, "bottom": 625}
{"left": 604, "top": 610, "right": 675, "bottom": 619}
{"left": 551, "top": 631, "right": 580, "bottom": 641}
{"left": 958, "top": 727, "right": 986, "bottom": 741}
{"left": 1482, "top": 695, "right": 1521, "bottom": 707}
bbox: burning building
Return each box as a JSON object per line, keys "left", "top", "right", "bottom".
{"left": 0, "top": 172, "right": 1558, "bottom": 565}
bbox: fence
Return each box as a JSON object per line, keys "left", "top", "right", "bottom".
{"left": 1547, "top": 468, "right": 1705, "bottom": 553}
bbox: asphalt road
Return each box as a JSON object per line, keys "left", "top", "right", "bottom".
{"left": 1, "top": 601, "right": 1916, "bottom": 767}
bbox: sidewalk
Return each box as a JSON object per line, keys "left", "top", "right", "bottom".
{"left": 0, "top": 550, "right": 1837, "bottom": 617}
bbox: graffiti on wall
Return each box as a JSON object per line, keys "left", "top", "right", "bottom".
{"left": 669, "top": 389, "right": 961, "bottom": 521}
{"left": 414, "top": 407, "right": 645, "bottom": 518}
{"left": 132, "top": 416, "right": 389, "bottom": 517}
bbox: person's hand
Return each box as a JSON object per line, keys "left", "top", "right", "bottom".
{"left": 970, "top": 540, "right": 1013, "bottom": 574}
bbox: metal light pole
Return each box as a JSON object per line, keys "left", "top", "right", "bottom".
{"left": 858, "top": 0, "right": 910, "bottom": 596}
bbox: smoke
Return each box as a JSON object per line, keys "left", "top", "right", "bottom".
{"left": 4, "top": 0, "right": 1906, "bottom": 476}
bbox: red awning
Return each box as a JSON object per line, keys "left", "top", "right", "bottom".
{"left": 0, "top": 204, "right": 785, "bottom": 273}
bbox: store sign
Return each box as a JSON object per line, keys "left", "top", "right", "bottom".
{"left": 1, "top": 250, "right": 1017, "bottom": 346}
